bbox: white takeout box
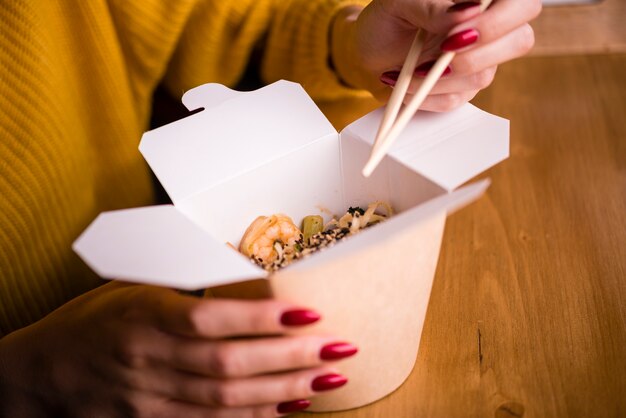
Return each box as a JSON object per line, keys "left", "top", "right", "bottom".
{"left": 73, "top": 80, "right": 508, "bottom": 411}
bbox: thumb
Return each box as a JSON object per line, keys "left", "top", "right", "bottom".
{"left": 383, "top": 0, "right": 483, "bottom": 34}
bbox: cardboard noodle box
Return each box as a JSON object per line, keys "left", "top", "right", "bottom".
{"left": 73, "top": 80, "right": 508, "bottom": 411}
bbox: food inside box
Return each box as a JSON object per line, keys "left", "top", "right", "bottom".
{"left": 240, "top": 201, "right": 393, "bottom": 271}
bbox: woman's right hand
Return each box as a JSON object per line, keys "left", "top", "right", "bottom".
{"left": 332, "top": 0, "right": 541, "bottom": 111}
{"left": 0, "top": 281, "right": 356, "bottom": 417}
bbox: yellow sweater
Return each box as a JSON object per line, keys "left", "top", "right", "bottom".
{"left": 0, "top": 0, "right": 375, "bottom": 336}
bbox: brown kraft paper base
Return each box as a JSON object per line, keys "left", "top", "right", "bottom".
{"left": 206, "top": 212, "right": 446, "bottom": 411}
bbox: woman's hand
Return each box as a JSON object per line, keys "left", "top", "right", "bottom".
{"left": 332, "top": 0, "right": 542, "bottom": 111}
{"left": 0, "top": 282, "right": 356, "bottom": 417}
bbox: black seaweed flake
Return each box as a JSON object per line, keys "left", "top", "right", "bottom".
{"left": 347, "top": 206, "right": 365, "bottom": 216}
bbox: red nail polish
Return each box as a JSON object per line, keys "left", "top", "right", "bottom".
{"left": 414, "top": 60, "right": 452, "bottom": 77}
{"left": 311, "top": 373, "right": 348, "bottom": 391}
{"left": 320, "top": 342, "right": 358, "bottom": 360}
{"left": 277, "top": 399, "right": 311, "bottom": 414}
{"left": 446, "top": 1, "right": 481, "bottom": 13}
{"left": 441, "top": 29, "right": 479, "bottom": 52}
{"left": 380, "top": 71, "right": 399, "bottom": 86}
{"left": 280, "top": 309, "right": 321, "bottom": 326}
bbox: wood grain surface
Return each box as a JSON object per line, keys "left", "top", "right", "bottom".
{"left": 296, "top": 54, "right": 626, "bottom": 417}
{"left": 531, "top": 0, "right": 626, "bottom": 56}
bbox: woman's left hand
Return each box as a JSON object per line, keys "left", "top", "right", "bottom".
{"left": 332, "top": 0, "right": 542, "bottom": 111}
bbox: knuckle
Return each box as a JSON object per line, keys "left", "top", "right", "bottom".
{"left": 440, "top": 93, "right": 464, "bottom": 112}
{"left": 288, "top": 337, "right": 319, "bottom": 367}
{"left": 517, "top": 24, "right": 536, "bottom": 55}
{"left": 457, "top": 55, "right": 480, "bottom": 75}
{"left": 186, "top": 302, "right": 224, "bottom": 338}
{"left": 247, "top": 302, "right": 276, "bottom": 333}
{"left": 285, "top": 341, "right": 308, "bottom": 366}
{"left": 283, "top": 374, "right": 313, "bottom": 400}
{"left": 211, "top": 382, "right": 241, "bottom": 407}
{"left": 117, "top": 339, "right": 148, "bottom": 370}
{"left": 209, "top": 345, "right": 242, "bottom": 377}
{"left": 473, "top": 68, "right": 496, "bottom": 90}
{"left": 248, "top": 313, "right": 269, "bottom": 333}
{"left": 185, "top": 304, "right": 207, "bottom": 335}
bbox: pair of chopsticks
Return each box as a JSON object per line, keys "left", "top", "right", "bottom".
{"left": 362, "top": 0, "right": 493, "bottom": 177}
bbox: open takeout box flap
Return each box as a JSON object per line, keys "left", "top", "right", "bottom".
{"left": 72, "top": 180, "right": 490, "bottom": 290}
{"left": 73, "top": 81, "right": 508, "bottom": 291}
{"left": 72, "top": 205, "right": 266, "bottom": 290}
{"left": 341, "top": 104, "right": 509, "bottom": 191}
{"left": 173, "top": 131, "right": 343, "bottom": 246}
{"left": 139, "top": 80, "right": 338, "bottom": 204}
{"left": 180, "top": 82, "right": 241, "bottom": 111}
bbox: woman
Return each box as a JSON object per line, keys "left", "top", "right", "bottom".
{"left": 0, "top": 0, "right": 540, "bottom": 416}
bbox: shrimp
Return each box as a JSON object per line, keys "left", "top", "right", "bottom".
{"left": 239, "top": 214, "right": 302, "bottom": 266}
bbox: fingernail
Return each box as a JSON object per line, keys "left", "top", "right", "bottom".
{"left": 446, "top": 1, "right": 481, "bottom": 13}
{"left": 320, "top": 342, "right": 358, "bottom": 360}
{"left": 277, "top": 399, "right": 311, "bottom": 414}
{"left": 311, "top": 373, "right": 348, "bottom": 391}
{"left": 380, "top": 71, "right": 399, "bottom": 86}
{"left": 414, "top": 60, "right": 452, "bottom": 77}
{"left": 280, "top": 309, "right": 321, "bottom": 326}
{"left": 441, "top": 28, "right": 479, "bottom": 52}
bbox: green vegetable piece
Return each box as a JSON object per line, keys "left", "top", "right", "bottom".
{"left": 301, "top": 215, "right": 324, "bottom": 244}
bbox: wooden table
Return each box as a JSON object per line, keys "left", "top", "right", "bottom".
{"left": 297, "top": 54, "right": 626, "bottom": 417}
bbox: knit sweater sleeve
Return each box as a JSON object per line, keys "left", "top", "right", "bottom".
{"left": 0, "top": 0, "right": 374, "bottom": 335}
{"left": 162, "top": 0, "right": 372, "bottom": 103}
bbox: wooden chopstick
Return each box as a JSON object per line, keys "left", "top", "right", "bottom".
{"left": 363, "top": 0, "right": 493, "bottom": 177}
{"left": 371, "top": 30, "right": 426, "bottom": 152}
{"left": 362, "top": 50, "right": 455, "bottom": 177}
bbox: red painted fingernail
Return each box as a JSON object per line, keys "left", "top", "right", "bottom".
{"left": 320, "top": 342, "right": 358, "bottom": 360}
{"left": 277, "top": 399, "right": 311, "bottom": 414}
{"left": 414, "top": 60, "right": 452, "bottom": 77}
{"left": 280, "top": 309, "right": 321, "bottom": 326}
{"left": 380, "top": 71, "right": 399, "bottom": 86}
{"left": 441, "top": 28, "right": 479, "bottom": 52}
{"left": 311, "top": 373, "right": 348, "bottom": 391}
{"left": 446, "top": 1, "right": 481, "bottom": 13}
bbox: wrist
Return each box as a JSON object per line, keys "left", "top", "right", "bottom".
{"left": 331, "top": 4, "right": 390, "bottom": 101}
{"left": 330, "top": 5, "right": 368, "bottom": 90}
